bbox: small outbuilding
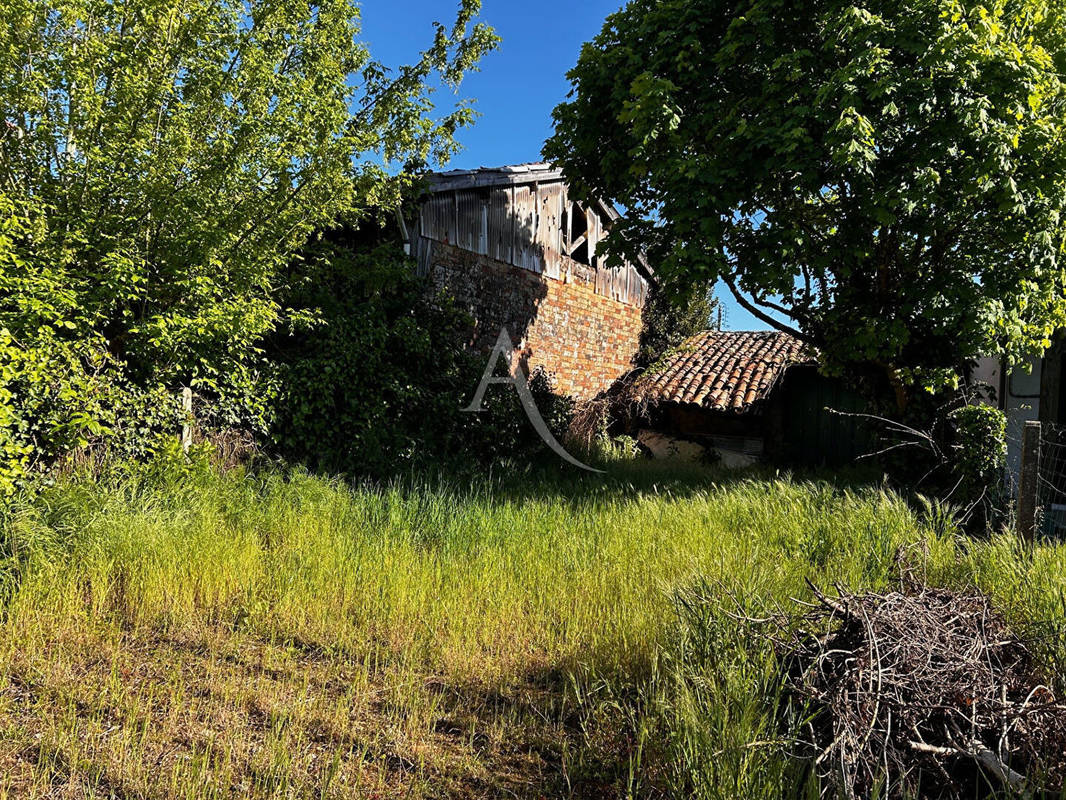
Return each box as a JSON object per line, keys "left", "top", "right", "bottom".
{"left": 627, "top": 330, "right": 870, "bottom": 467}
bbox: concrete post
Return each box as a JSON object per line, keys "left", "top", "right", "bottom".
{"left": 181, "top": 387, "right": 193, "bottom": 454}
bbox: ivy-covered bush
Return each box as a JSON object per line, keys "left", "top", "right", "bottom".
{"left": 946, "top": 404, "right": 1008, "bottom": 514}
{"left": 468, "top": 365, "right": 574, "bottom": 468}
{"left": 269, "top": 241, "right": 574, "bottom": 477}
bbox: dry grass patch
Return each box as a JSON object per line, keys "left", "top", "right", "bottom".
{"left": 0, "top": 621, "right": 597, "bottom": 799}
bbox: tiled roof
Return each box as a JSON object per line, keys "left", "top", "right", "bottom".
{"left": 634, "top": 331, "right": 812, "bottom": 413}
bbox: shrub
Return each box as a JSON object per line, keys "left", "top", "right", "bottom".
{"left": 268, "top": 240, "right": 575, "bottom": 476}
{"left": 0, "top": 197, "right": 182, "bottom": 496}
{"left": 946, "top": 403, "right": 1008, "bottom": 517}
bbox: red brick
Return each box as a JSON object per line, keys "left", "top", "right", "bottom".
{"left": 426, "top": 243, "right": 644, "bottom": 399}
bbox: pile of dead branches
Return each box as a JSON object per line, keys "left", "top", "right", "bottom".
{"left": 777, "top": 582, "right": 1066, "bottom": 799}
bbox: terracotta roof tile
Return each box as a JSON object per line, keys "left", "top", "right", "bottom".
{"left": 635, "top": 331, "right": 812, "bottom": 414}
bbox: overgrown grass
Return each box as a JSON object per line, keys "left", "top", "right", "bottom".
{"left": 0, "top": 453, "right": 1063, "bottom": 798}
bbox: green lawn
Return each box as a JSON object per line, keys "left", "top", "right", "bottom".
{"left": 0, "top": 457, "right": 1063, "bottom": 798}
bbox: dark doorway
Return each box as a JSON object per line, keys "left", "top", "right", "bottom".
{"left": 1040, "top": 335, "right": 1066, "bottom": 425}
{"left": 1038, "top": 335, "right": 1066, "bottom": 536}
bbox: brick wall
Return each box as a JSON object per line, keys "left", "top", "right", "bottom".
{"left": 425, "top": 242, "right": 644, "bottom": 399}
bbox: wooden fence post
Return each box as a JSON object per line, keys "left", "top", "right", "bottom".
{"left": 1017, "top": 420, "right": 1041, "bottom": 541}
{"left": 181, "top": 387, "right": 193, "bottom": 454}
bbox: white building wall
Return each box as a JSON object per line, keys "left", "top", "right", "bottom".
{"left": 1002, "top": 356, "right": 1042, "bottom": 487}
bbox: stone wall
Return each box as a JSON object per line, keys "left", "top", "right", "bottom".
{"left": 425, "top": 241, "right": 644, "bottom": 399}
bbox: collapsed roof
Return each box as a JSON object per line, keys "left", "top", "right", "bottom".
{"left": 419, "top": 162, "right": 653, "bottom": 283}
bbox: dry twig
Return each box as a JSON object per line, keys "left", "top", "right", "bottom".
{"left": 764, "top": 584, "right": 1066, "bottom": 799}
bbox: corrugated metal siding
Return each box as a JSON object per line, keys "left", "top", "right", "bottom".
{"left": 512, "top": 185, "right": 539, "bottom": 273}
{"left": 413, "top": 235, "right": 434, "bottom": 277}
{"left": 455, "top": 190, "right": 484, "bottom": 255}
{"left": 420, "top": 193, "right": 454, "bottom": 243}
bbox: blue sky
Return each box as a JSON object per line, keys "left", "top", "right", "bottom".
{"left": 359, "top": 0, "right": 770, "bottom": 331}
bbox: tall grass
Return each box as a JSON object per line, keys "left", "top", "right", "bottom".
{"left": 0, "top": 453, "right": 1063, "bottom": 797}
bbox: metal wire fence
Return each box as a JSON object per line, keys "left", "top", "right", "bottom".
{"left": 1037, "top": 422, "right": 1066, "bottom": 537}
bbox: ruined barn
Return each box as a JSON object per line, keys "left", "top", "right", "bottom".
{"left": 630, "top": 331, "right": 870, "bottom": 467}
{"left": 402, "top": 163, "right": 653, "bottom": 399}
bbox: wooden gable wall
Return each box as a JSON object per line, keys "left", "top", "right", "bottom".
{"left": 417, "top": 180, "right": 648, "bottom": 307}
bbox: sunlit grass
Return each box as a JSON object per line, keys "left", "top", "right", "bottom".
{"left": 0, "top": 455, "right": 1063, "bottom": 797}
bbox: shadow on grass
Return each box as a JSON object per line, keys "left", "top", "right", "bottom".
{"left": 301, "top": 452, "right": 892, "bottom": 513}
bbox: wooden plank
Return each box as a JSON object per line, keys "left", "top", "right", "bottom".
{"left": 538, "top": 182, "right": 563, "bottom": 278}
{"left": 427, "top": 166, "right": 564, "bottom": 193}
{"left": 564, "top": 200, "right": 573, "bottom": 253}
{"left": 628, "top": 263, "right": 641, "bottom": 305}
{"left": 488, "top": 188, "right": 510, "bottom": 262}
{"left": 587, "top": 207, "right": 600, "bottom": 270}
{"left": 1018, "top": 420, "right": 1042, "bottom": 541}
{"left": 181, "top": 387, "right": 193, "bottom": 453}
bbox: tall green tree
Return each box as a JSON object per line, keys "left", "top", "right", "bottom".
{"left": 0, "top": 0, "right": 496, "bottom": 491}
{"left": 546, "top": 0, "right": 1066, "bottom": 403}
{"left": 636, "top": 281, "right": 719, "bottom": 367}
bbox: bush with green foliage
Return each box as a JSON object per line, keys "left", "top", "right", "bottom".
{"left": 0, "top": 196, "right": 140, "bottom": 496}
{"left": 269, "top": 240, "right": 575, "bottom": 477}
{"left": 0, "top": 0, "right": 497, "bottom": 489}
{"left": 636, "top": 281, "right": 719, "bottom": 368}
{"left": 946, "top": 403, "right": 1008, "bottom": 510}
{"left": 866, "top": 397, "right": 1009, "bottom": 526}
